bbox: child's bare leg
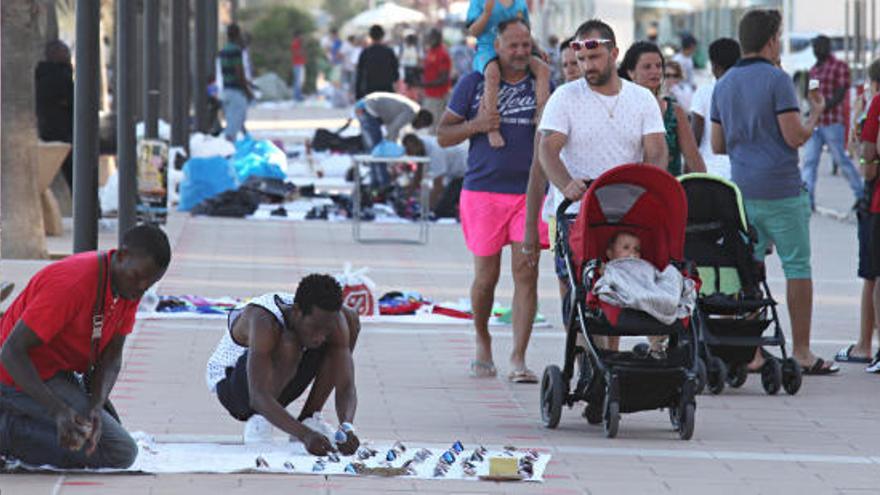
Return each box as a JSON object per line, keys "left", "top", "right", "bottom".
{"left": 529, "top": 55, "right": 551, "bottom": 123}
{"left": 483, "top": 60, "right": 505, "bottom": 148}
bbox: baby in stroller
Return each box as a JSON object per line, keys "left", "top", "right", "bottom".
{"left": 604, "top": 230, "right": 641, "bottom": 260}
{"left": 595, "top": 230, "right": 697, "bottom": 357}
{"left": 541, "top": 164, "right": 699, "bottom": 440}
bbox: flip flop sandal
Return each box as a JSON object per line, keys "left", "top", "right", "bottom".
{"left": 747, "top": 347, "right": 776, "bottom": 373}
{"left": 802, "top": 358, "right": 840, "bottom": 375}
{"left": 469, "top": 360, "right": 497, "bottom": 378}
{"left": 508, "top": 368, "right": 538, "bottom": 384}
{"left": 834, "top": 344, "right": 872, "bottom": 363}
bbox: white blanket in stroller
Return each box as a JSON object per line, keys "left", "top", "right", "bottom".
{"left": 593, "top": 258, "right": 697, "bottom": 325}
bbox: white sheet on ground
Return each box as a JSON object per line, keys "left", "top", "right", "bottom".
{"left": 11, "top": 432, "right": 550, "bottom": 481}
{"left": 135, "top": 310, "right": 551, "bottom": 328}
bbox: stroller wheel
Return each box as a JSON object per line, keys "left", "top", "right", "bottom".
{"left": 782, "top": 358, "right": 803, "bottom": 395}
{"left": 604, "top": 399, "right": 620, "bottom": 438}
{"left": 540, "top": 365, "right": 565, "bottom": 429}
{"left": 726, "top": 363, "right": 748, "bottom": 388}
{"left": 694, "top": 357, "right": 708, "bottom": 395}
{"left": 707, "top": 356, "right": 727, "bottom": 395}
{"left": 761, "top": 357, "right": 782, "bottom": 395}
{"left": 678, "top": 403, "right": 695, "bottom": 441}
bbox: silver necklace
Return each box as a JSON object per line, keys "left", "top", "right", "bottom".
{"left": 588, "top": 81, "right": 621, "bottom": 119}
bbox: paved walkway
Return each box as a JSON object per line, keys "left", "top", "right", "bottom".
{"left": 3, "top": 211, "right": 879, "bottom": 495}
{"left": 2, "top": 104, "right": 879, "bottom": 494}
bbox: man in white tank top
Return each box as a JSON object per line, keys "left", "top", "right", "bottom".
{"left": 205, "top": 274, "right": 361, "bottom": 456}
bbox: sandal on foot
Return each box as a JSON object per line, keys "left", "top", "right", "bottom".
{"left": 507, "top": 368, "right": 538, "bottom": 384}
{"left": 469, "top": 360, "right": 497, "bottom": 378}
{"left": 747, "top": 347, "right": 775, "bottom": 373}
{"left": 834, "top": 344, "right": 872, "bottom": 363}
{"left": 802, "top": 358, "right": 840, "bottom": 375}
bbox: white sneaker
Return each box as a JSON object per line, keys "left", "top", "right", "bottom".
{"left": 866, "top": 354, "right": 880, "bottom": 373}
{"left": 302, "top": 412, "right": 336, "bottom": 443}
{"left": 243, "top": 414, "right": 273, "bottom": 444}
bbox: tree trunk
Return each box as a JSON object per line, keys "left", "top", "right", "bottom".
{"left": 1, "top": 1, "right": 48, "bottom": 259}
{"left": 44, "top": 0, "right": 58, "bottom": 41}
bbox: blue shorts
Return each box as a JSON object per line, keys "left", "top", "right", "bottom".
{"left": 551, "top": 216, "right": 571, "bottom": 281}
{"left": 744, "top": 191, "right": 812, "bottom": 280}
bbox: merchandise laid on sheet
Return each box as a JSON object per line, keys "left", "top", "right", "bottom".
{"left": 4, "top": 434, "right": 551, "bottom": 482}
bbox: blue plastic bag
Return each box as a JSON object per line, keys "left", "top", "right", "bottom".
{"left": 178, "top": 156, "right": 239, "bottom": 211}
{"left": 230, "top": 136, "right": 287, "bottom": 182}
{"left": 371, "top": 140, "right": 404, "bottom": 158}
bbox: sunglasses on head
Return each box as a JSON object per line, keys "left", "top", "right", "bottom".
{"left": 570, "top": 38, "right": 612, "bottom": 51}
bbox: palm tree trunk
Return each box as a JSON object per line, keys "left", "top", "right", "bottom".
{"left": 2, "top": 1, "right": 48, "bottom": 259}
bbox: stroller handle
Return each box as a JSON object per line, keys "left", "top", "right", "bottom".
{"left": 554, "top": 179, "right": 592, "bottom": 221}
{"left": 556, "top": 198, "right": 574, "bottom": 220}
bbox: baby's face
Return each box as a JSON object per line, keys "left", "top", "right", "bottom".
{"left": 607, "top": 233, "right": 641, "bottom": 260}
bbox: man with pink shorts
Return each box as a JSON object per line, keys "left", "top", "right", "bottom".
{"left": 437, "top": 18, "right": 549, "bottom": 383}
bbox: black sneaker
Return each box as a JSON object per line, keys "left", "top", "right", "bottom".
{"left": 632, "top": 342, "right": 650, "bottom": 358}
{"left": 582, "top": 400, "right": 603, "bottom": 424}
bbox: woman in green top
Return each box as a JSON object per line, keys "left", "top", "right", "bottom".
{"left": 619, "top": 42, "right": 705, "bottom": 176}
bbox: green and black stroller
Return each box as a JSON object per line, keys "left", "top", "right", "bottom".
{"left": 679, "top": 174, "right": 803, "bottom": 396}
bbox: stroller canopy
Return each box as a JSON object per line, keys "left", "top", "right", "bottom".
{"left": 678, "top": 173, "right": 749, "bottom": 233}
{"left": 570, "top": 164, "right": 688, "bottom": 271}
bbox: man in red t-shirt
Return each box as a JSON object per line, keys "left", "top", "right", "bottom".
{"left": 0, "top": 225, "right": 170, "bottom": 468}
{"left": 421, "top": 29, "right": 452, "bottom": 134}
{"left": 291, "top": 30, "right": 307, "bottom": 102}
{"left": 855, "top": 60, "right": 880, "bottom": 372}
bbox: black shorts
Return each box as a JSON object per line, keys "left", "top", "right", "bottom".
{"left": 215, "top": 348, "right": 325, "bottom": 421}
{"left": 403, "top": 67, "right": 422, "bottom": 86}
{"left": 858, "top": 212, "right": 877, "bottom": 278}
{"left": 869, "top": 214, "right": 880, "bottom": 279}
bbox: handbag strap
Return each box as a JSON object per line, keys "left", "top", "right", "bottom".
{"left": 89, "top": 251, "right": 109, "bottom": 373}
{"left": 336, "top": 118, "right": 353, "bottom": 134}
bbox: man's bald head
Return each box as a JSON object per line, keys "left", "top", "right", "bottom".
{"left": 494, "top": 18, "right": 532, "bottom": 77}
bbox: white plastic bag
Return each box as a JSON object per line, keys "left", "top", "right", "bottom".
{"left": 334, "top": 263, "right": 379, "bottom": 316}
{"left": 189, "top": 132, "right": 236, "bottom": 158}
{"left": 99, "top": 170, "right": 119, "bottom": 215}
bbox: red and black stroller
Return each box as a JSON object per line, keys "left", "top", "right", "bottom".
{"left": 540, "top": 164, "right": 699, "bottom": 439}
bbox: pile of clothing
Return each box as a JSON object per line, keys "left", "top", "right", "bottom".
{"left": 180, "top": 137, "right": 295, "bottom": 217}
{"left": 153, "top": 295, "right": 241, "bottom": 315}
{"left": 378, "top": 291, "right": 431, "bottom": 315}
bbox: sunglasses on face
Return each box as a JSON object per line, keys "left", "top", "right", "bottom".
{"left": 665, "top": 73, "right": 681, "bottom": 78}
{"left": 570, "top": 38, "right": 612, "bottom": 51}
